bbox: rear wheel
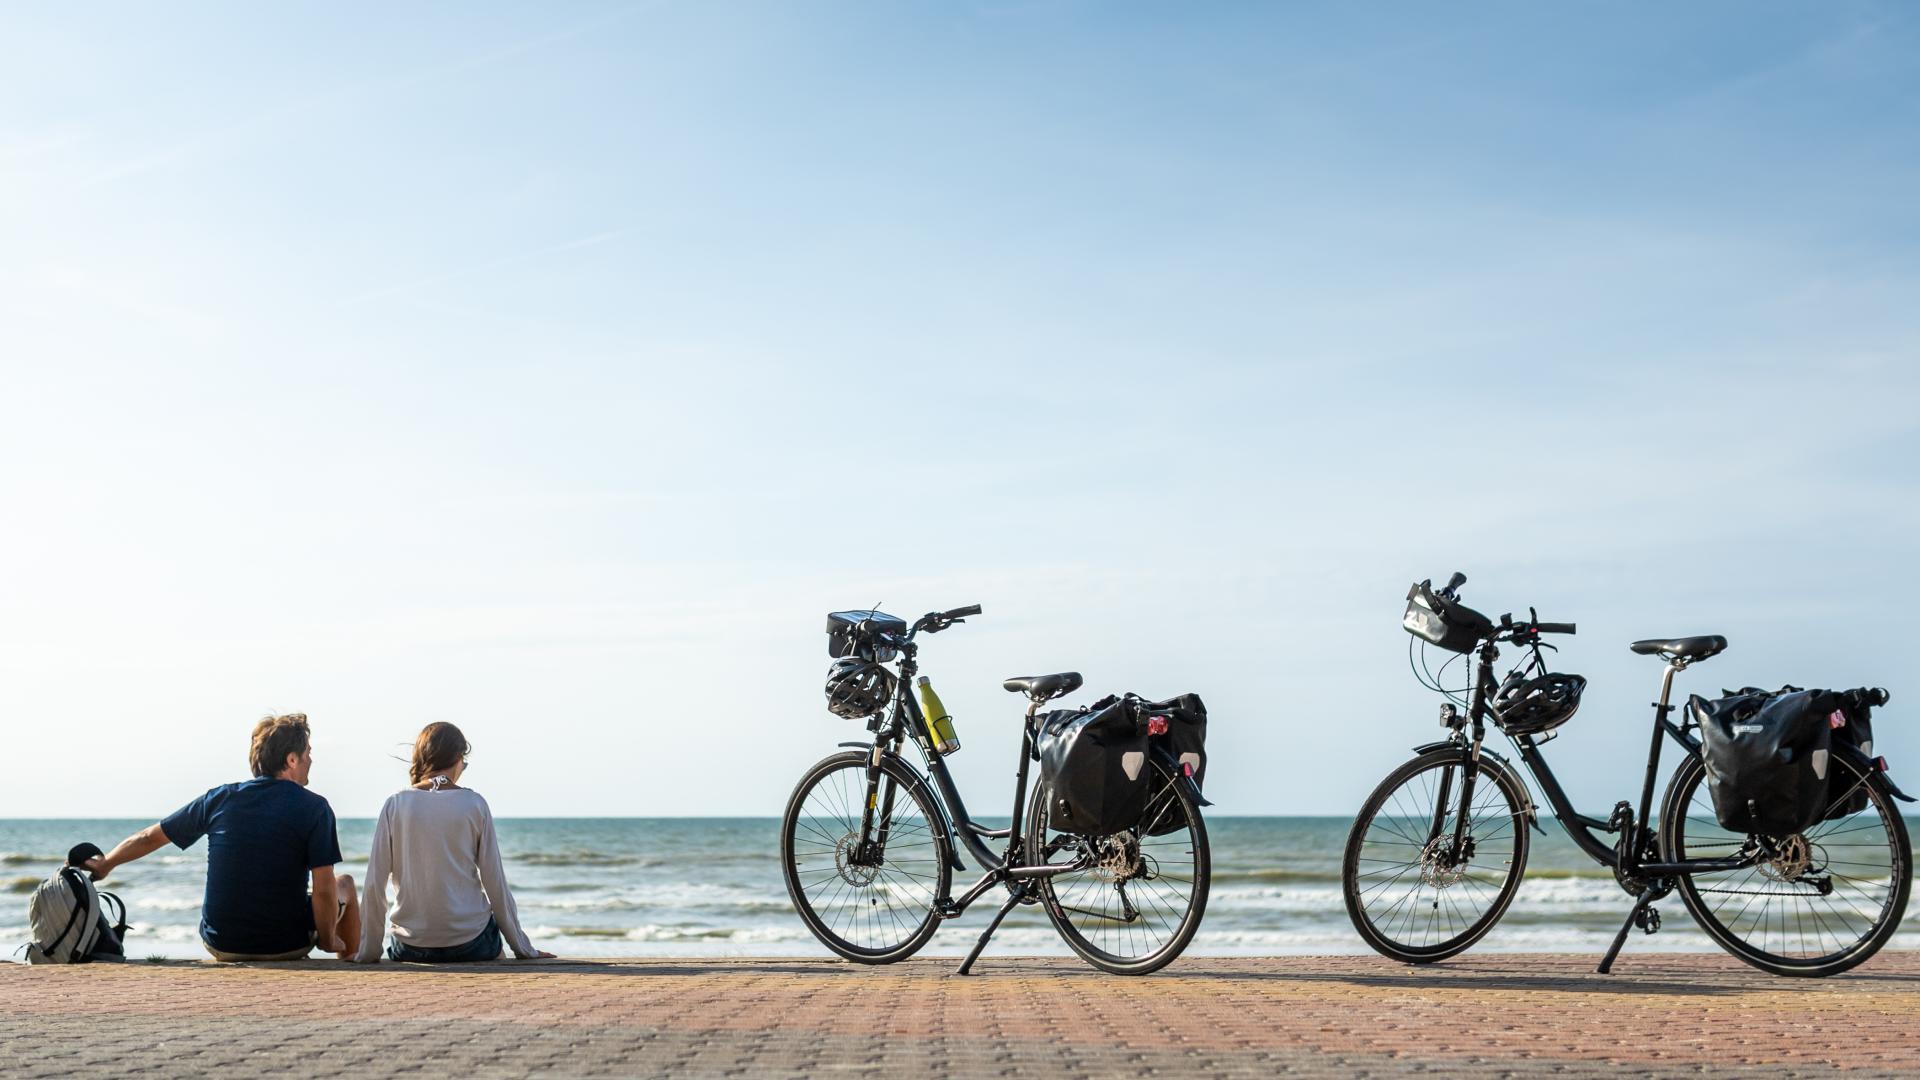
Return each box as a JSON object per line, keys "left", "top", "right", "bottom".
{"left": 781, "top": 751, "right": 953, "bottom": 963}
{"left": 1662, "top": 752, "right": 1910, "bottom": 976}
{"left": 1026, "top": 761, "right": 1210, "bottom": 975}
{"left": 1342, "top": 747, "right": 1532, "bottom": 962}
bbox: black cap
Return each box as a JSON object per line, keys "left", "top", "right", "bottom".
{"left": 66, "top": 842, "right": 103, "bottom": 868}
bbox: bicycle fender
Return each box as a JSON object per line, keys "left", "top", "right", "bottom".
{"left": 1148, "top": 743, "right": 1212, "bottom": 808}
{"left": 1410, "top": 741, "right": 1544, "bottom": 833}
{"left": 1833, "top": 741, "right": 1919, "bottom": 804}
{"left": 836, "top": 742, "right": 969, "bottom": 868}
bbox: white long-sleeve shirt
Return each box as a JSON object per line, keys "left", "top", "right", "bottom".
{"left": 354, "top": 787, "right": 538, "bottom": 961}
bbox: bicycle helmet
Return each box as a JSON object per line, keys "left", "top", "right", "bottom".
{"left": 1492, "top": 672, "right": 1587, "bottom": 734}
{"left": 825, "top": 657, "right": 896, "bottom": 719}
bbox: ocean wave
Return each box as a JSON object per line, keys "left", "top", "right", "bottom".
{"left": 511, "top": 853, "right": 653, "bottom": 867}
{"left": 0, "top": 854, "right": 60, "bottom": 866}
{"left": 7, "top": 877, "right": 42, "bottom": 894}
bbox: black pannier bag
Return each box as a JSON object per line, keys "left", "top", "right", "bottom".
{"left": 1139, "top": 693, "right": 1207, "bottom": 836}
{"left": 1692, "top": 687, "right": 1838, "bottom": 836}
{"left": 1403, "top": 581, "right": 1495, "bottom": 654}
{"left": 1036, "top": 700, "right": 1149, "bottom": 837}
{"left": 1825, "top": 690, "right": 1880, "bottom": 820}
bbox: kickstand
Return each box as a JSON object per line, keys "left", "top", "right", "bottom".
{"left": 1597, "top": 891, "right": 1657, "bottom": 974}
{"left": 956, "top": 887, "right": 1027, "bottom": 976}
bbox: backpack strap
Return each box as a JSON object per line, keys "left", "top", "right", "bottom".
{"left": 39, "top": 868, "right": 95, "bottom": 963}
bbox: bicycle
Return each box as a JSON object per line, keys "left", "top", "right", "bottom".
{"left": 1342, "top": 572, "right": 1913, "bottom": 976}
{"left": 780, "top": 605, "right": 1211, "bottom": 975}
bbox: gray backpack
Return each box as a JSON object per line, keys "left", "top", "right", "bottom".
{"left": 26, "top": 858, "right": 128, "bottom": 965}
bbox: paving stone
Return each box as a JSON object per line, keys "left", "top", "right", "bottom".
{"left": 4, "top": 954, "right": 1920, "bottom": 1077}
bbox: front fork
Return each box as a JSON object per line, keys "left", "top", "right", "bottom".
{"left": 856, "top": 741, "right": 901, "bottom": 864}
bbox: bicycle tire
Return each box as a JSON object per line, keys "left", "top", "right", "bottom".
{"left": 781, "top": 750, "right": 954, "bottom": 964}
{"left": 1342, "top": 747, "right": 1531, "bottom": 963}
{"left": 1661, "top": 752, "right": 1911, "bottom": 977}
{"left": 1025, "top": 759, "right": 1210, "bottom": 975}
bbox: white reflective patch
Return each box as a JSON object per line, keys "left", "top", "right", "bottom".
{"left": 1179, "top": 752, "right": 1202, "bottom": 772}
{"left": 1812, "top": 749, "right": 1829, "bottom": 781}
{"left": 1864, "top": 741, "right": 1874, "bottom": 756}
{"left": 1122, "top": 751, "right": 1145, "bottom": 781}
{"left": 1732, "top": 724, "right": 1764, "bottom": 735}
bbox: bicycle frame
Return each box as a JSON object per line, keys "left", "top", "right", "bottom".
{"left": 851, "top": 637, "right": 1093, "bottom": 916}
{"left": 1446, "top": 639, "right": 1756, "bottom": 882}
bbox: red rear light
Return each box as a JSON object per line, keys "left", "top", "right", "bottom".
{"left": 1183, "top": 763, "right": 1195, "bottom": 778}
{"left": 1830, "top": 710, "right": 1848, "bottom": 729}
{"left": 1877, "top": 756, "right": 1891, "bottom": 773}
{"left": 1147, "top": 715, "right": 1168, "bottom": 736}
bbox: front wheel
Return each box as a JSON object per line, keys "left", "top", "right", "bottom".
{"left": 781, "top": 750, "right": 954, "bottom": 963}
{"left": 1342, "top": 747, "right": 1532, "bottom": 963}
{"left": 1026, "top": 760, "right": 1210, "bottom": 975}
{"left": 1662, "top": 751, "right": 1911, "bottom": 976}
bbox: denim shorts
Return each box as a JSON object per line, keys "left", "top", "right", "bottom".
{"left": 386, "top": 917, "right": 504, "bottom": 963}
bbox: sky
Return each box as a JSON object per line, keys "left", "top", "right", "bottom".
{"left": 2, "top": 3, "right": 1917, "bottom": 819}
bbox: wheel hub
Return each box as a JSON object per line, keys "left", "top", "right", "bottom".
{"left": 1758, "top": 834, "right": 1813, "bottom": 883}
{"left": 1418, "top": 836, "right": 1474, "bottom": 888}
{"left": 835, "top": 832, "right": 879, "bottom": 887}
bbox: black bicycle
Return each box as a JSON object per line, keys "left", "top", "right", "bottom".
{"left": 780, "top": 605, "right": 1211, "bottom": 975}
{"left": 1342, "top": 572, "right": 1912, "bottom": 976}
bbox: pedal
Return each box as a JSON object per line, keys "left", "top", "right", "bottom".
{"left": 934, "top": 898, "right": 964, "bottom": 920}
{"left": 1605, "top": 801, "right": 1634, "bottom": 833}
{"left": 1634, "top": 905, "right": 1661, "bottom": 935}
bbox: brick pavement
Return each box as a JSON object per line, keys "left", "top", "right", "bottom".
{"left": 4, "top": 953, "right": 1919, "bottom": 1078}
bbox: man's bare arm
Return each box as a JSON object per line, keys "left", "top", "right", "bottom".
{"left": 84, "top": 824, "right": 171, "bottom": 881}
{"left": 310, "top": 865, "right": 342, "bottom": 953}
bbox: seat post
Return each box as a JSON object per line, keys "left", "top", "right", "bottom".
{"left": 1634, "top": 659, "right": 1688, "bottom": 853}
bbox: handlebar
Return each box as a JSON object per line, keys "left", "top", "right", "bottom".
{"left": 914, "top": 604, "right": 983, "bottom": 635}
{"left": 1536, "top": 622, "right": 1576, "bottom": 636}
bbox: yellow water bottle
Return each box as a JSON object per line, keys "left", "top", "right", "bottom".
{"left": 916, "top": 676, "right": 962, "bottom": 755}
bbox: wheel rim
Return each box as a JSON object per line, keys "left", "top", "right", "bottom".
{"left": 1034, "top": 769, "right": 1206, "bottom": 966}
{"left": 786, "top": 760, "right": 945, "bottom": 956}
{"left": 1672, "top": 755, "right": 1906, "bottom": 966}
{"left": 1349, "top": 758, "right": 1525, "bottom": 954}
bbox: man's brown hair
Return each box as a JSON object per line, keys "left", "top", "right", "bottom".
{"left": 250, "top": 713, "right": 312, "bottom": 778}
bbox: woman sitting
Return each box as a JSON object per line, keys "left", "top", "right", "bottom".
{"left": 353, "top": 723, "right": 553, "bottom": 963}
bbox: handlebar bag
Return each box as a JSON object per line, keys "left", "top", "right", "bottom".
{"left": 1403, "top": 582, "right": 1494, "bottom": 654}
{"left": 1692, "top": 688, "right": 1837, "bottom": 837}
{"left": 825, "top": 610, "right": 906, "bottom": 663}
{"left": 1037, "top": 701, "right": 1150, "bottom": 837}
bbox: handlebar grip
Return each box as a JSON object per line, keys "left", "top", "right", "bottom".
{"left": 943, "top": 604, "right": 982, "bottom": 619}
{"left": 1536, "top": 622, "right": 1576, "bottom": 635}
{"left": 1443, "top": 571, "right": 1466, "bottom": 594}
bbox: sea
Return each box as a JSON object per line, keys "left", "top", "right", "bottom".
{"left": 6, "top": 817, "right": 1917, "bottom": 961}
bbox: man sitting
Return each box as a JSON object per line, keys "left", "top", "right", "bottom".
{"left": 88, "top": 713, "right": 358, "bottom": 962}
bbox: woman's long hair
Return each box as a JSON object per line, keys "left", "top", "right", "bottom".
{"left": 410, "top": 722, "right": 472, "bottom": 785}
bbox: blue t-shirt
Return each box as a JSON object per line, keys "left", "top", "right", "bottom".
{"left": 162, "top": 777, "right": 343, "bottom": 956}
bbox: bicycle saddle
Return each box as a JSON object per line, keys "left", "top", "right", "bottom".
{"left": 1628, "top": 635, "right": 1727, "bottom": 662}
{"left": 1002, "top": 672, "right": 1082, "bottom": 701}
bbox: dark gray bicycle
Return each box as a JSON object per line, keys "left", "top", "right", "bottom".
{"left": 780, "top": 605, "right": 1211, "bottom": 975}
{"left": 1342, "top": 572, "right": 1912, "bottom": 976}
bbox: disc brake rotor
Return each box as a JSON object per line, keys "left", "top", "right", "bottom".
{"left": 1418, "top": 836, "right": 1469, "bottom": 888}
{"left": 834, "top": 831, "right": 879, "bottom": 887}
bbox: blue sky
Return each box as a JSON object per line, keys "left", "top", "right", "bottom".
{"left": 2, "top": 3, "right": 1916, "bottom": 818}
